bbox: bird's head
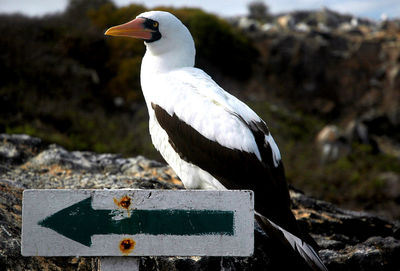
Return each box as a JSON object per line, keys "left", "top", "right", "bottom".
{"left": 105, "top": 11, "right": 195, "bottom": 57}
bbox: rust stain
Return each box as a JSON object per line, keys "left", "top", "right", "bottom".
{"left": 114, "top": 195, "right": 132, "bottom": 216}
{"left": 48, "top": 165, "right": 72, "bottom": 177}
{"left": 119, "top": 238, "right": 135, "bottom": 255}
{"left": 19, "top": 162, "right": 32, "bottom": 170}
{"left": 114, "top": 195, "right": 131, "bottom": 209}
{"left": 20, "top": 163, "right": 72, "bottom": 177}
{"left": 293, "top": 208, "right": 343, "bottom": 224}
{"left": 165, "top": 168, "right": 183, "bottom": 185}
{"left": 293, "top": 209, "right": 311, "bottom": 220}
{"left": 169, "top": 177, "right": 183, "bottom": 185}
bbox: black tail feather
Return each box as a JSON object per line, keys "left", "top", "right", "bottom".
{"left": 255, "top": 214, "right": 328, "bottom": 271}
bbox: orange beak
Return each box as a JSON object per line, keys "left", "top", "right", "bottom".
{"left": 104, "top": 17, "right": 153, "bottom": 39}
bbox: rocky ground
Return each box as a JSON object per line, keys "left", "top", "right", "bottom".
{"left": 1, "top": 133, "right": 399, "bottom": 270}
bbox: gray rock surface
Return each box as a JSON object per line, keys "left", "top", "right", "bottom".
{"left": 1, "top": 134, "right": 399, "bottom": 270}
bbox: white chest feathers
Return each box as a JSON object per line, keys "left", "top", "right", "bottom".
{"left": 148, "top": 110, "right": 227, "bottom": 191}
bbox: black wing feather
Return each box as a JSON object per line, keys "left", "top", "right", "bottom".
{"left": 151, "top": 102, "right": 300, "bottom": 235}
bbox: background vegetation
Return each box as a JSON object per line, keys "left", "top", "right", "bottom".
{"left": 1, "top": 0, "right": 256, "bottom": 155}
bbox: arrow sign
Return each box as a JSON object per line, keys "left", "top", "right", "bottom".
{"left": 38, "top": 197, "right": 234, "bottom": 247}
{"left": 22, "top": 189, "right": 254, "bottom": 256}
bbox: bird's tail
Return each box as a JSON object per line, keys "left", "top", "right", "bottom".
{"left": 255, "top": 213, "right": 328, "bottom": 271}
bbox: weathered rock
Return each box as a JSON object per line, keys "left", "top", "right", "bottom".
{"left": 315, "top": 125, "right": 350, "bottom": 162}
{"left": 319, "top": 236, "right": 400, "bottom": 271}
{"left": 315, "top": 110, "right": 400, "bottom": 164}
{"left": 1, "top": 134, "right": 399, "bottom": 270}
{"left": 0, "top": 134, "right": 44, "bottom": 165}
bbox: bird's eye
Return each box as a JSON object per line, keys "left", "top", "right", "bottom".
{"left": 153, "top": 22, "right": 159, "bottom": 28}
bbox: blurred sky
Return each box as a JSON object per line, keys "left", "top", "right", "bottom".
{"left": 0, "top": 0, "right": 399, "bottom": 20}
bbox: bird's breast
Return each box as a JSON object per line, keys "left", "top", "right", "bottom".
{"left": 148, "top": 111, "right": 225, "bottom": 191}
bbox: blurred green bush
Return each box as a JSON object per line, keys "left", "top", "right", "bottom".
{"left": 0, "top": 0, "right": 256, "bottom": 157}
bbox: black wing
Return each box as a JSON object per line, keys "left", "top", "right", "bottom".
{"left": 151, "top": 103, "right": 300, "bottom": 236}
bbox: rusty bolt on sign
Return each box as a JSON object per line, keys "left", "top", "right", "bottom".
{"left": 114, "top": 195, "right": 131, "bottom": 209}
{"left": 119, "top": 238, "right": 136, "bottom": 254}
{"left": 115, "top": 196, "right": 135, "bottom": 255}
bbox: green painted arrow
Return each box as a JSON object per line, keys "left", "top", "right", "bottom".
{"left": 38, "top": 197, "right": 234, "bottom": 247}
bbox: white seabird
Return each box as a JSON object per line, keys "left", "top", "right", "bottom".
{"left": 105, "top": 11, "right": 327, "bottom": 270}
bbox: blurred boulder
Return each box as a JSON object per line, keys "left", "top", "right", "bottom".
{"left": 316, "top": 125, "right": 349, "bottom": 162}
{"left": 360, "top": 111, "right": 400, "bottom": 157}
{"left": 276, "top": 14, "right": 295, "bottom": 30}
{"left": 0, "top": 134, "right": 44, "bottom": 165}
{"left": 380, "top": 172, "right": 400, "bottom": 201}
{"left": 295, "top": 22, "right": 311, "bottom": 33}
{"left": 237, "top": 16, "right": 259, "bottom": 32}
{"left": 344, "top": 120, "right": 378, "bottom": 151}
{"left": 315, "top": 119, "right": 381, "bottom": 162}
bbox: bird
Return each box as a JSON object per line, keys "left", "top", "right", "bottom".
{"left": 105, "top": 11, "right": 327, "bottom": 270}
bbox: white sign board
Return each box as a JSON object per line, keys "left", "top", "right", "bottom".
{"left": 22, "top": 189, "right": 254, "bottom": 257}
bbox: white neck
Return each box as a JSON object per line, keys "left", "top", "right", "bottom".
{"left": 140, "top": 39, "right": 195, "bottom": 111}
{"left": 142, "top": 49, "right": 194, "bottom": 74}
{"left": 141, "top": 35, "right": 195, "bottom": 72}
